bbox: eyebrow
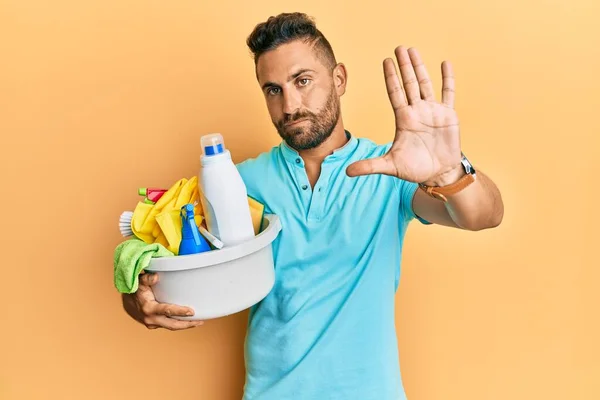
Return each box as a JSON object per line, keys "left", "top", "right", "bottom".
{"left": 261, "top": 68, "right": 316, "bottom": 90}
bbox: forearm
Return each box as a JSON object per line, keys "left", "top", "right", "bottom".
{"left": 443, "top": 169, "right": 504, "bottom": 231}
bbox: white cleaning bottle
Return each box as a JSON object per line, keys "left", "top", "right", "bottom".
{"left": 198, "top": 133, "right": 255, "bottom": 247}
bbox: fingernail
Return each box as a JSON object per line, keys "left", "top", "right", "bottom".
{"left": 186, "top": 311, "right": 193, "bottom": 316}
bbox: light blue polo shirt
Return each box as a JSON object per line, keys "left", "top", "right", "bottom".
{"left": 236, "top": 131, "right": 426, "bottom": 400}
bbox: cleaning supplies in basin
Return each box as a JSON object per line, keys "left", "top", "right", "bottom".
{"left": 198, "top": 133, "right": 255, "bottom": 247}
{"left": 118, "top": 177, "right": 265, "bottom": 250}
{"left": 130, "top": 177, "right": 203, "bottom": 254}
{"left": 179, "top": 204, "right": 211, "bottom": 255}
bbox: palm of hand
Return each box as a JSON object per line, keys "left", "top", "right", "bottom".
{"left": 347, "top": 46, "right": 462, "bottom": 184}
{"left": 388, "top": 101, "right": 461, "bottom": 183}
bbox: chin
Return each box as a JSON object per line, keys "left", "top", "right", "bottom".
{"left": 281, "top": 128, "right": 306, "bottom": 147}
{"left": 278, "top": 122, "right": 331, "bottom": 151}
{"left": 290, "top": 136, "right": 324, "bottom": 151}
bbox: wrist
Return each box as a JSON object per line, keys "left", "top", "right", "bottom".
{"left": 418, "top": 153, "right": 477, "bottom": 202}
{"left": 422, "top": 163, "right": 465, "bottom": 187}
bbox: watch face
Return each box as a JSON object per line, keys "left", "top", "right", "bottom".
{"left": 461, "top": 153, "right": 476, "bottom": 174}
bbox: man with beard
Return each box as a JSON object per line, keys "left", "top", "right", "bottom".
{"left": 122, "top": 12, "right": 504, "bottom": 400}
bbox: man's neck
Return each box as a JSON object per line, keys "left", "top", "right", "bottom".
{"left": 295, "top": 121, "right": 348, "bottom": 188}
{"left": 297, "top": 122, "right": 348, "bottom": 166}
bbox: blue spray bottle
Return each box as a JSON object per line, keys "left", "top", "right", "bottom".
{"left": 179, "top": 203, "right": 211, "bottom": 255}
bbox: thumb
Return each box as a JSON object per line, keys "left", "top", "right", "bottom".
{"left": 139, "top": 272, "right": 158, "bottom": 287}
{"left": 346, "top": 155, "right": 397, "bottom": 178}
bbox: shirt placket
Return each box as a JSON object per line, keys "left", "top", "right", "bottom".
{"left": 291, "top": 156, "right": 313, "bottom": 214}
{"left": 307, "top": 163, "right": 332, "bottom": 222}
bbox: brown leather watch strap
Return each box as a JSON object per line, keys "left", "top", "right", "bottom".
{"left": 419, "top": 172, "right": 476, "bottom": 202}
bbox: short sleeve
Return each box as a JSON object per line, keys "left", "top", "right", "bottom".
{"left": 380, "top": 141, "right": 431, "bottom": 226}
{"left": 236, "top": 158, "right": 260, "bottom": 201}
{"left": 398, "top": 179, "right": 432, "bottom": 225}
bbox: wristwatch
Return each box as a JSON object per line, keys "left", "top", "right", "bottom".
{"left": 418, "top": 153, "right": 476, "bottom": 202}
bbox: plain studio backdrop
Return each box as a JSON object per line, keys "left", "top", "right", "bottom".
{"left": 1, "top": 0, "right": 598, "bottom": 399}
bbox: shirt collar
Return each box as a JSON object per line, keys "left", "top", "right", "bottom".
{"left": 280, "top": 130, "right": 358, "bottom": 164}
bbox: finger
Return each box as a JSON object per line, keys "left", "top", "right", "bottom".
{"left": 395, "top": 46, "right": 420, "bottom": 105}
{"left": 150, "top": 315, "right": 204, "bottom": 331}
{"left": 140, "top": 298, "right": 194, "bottom": 318}
{"left": 139, "top": 272, "right": 158, "bottom": 287}
{"left": 441, "top": 61, "right": 455, "bottom": 107}
{"left": 383, "top": 58, "right": 407, "bottom": 110}
{"left": 346, "top": 155, "right": 398, "bottom": 178}
{"left": 153, "top": 302, "right": 195, "bottom": 317}
{"left": 407, "top": 48, "right": 434, "bottom": 101}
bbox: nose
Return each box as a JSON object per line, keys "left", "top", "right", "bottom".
{"left": 282, "top": 89, "right": 301, "bottom": 116}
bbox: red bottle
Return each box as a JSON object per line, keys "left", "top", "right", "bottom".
{"left": 138, "top": 188, "right": 167, "bottom": 203}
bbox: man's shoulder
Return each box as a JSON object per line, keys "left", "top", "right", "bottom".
{"left": 236, "top": 146, "right": 280, "bottom": 173}
{"left": 235, "top": 145, "right": 282, "bottom": 193}
{"left": 235, "top": 146, "right": 282, "bottom": 205}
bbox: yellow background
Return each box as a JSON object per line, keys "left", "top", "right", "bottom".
{"left": 2, "top": 0, "right": 599, "bottom": 399}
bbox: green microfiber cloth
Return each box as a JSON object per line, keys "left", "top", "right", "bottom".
{"left": 113, "top": 238, "right": 174, "bottom": 294}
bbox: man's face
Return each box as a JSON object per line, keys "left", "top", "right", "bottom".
{"left": 256, "top": 40, "right": 342, "bottom": 151}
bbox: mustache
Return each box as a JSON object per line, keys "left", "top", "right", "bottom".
{"left": 280, "top": 111, "right": 314, "bottom": 127}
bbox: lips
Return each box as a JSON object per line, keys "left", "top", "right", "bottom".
{"left": 284, "top": 118, "right": 309, "bottom": 127}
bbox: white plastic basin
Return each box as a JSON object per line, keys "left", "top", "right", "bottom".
{"left": 145, "top": 214, "right": 281, "bottom": 320}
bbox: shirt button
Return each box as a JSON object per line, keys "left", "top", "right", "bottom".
{"left": 318, "top": 187, "right": 322, "bottom": 192}
{"left": 302, "top": 185, "right": 308, "bottom": 190}
{"left": 296, "top": 158, "right": 301, "bottom": 164}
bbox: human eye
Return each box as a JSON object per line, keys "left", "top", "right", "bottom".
{"left": 267, "top": 87, "right": 281, "bottom": 96}
{"left": 297, "top": 77, "right": 312, "bottom": 87}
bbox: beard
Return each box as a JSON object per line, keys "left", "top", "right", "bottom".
{"left": 274, "top": 88, "right": 340, "bottom": 151}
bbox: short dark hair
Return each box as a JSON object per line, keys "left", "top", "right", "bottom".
{"left": 246, "top": 12, "right": 337, "bottom": 70}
